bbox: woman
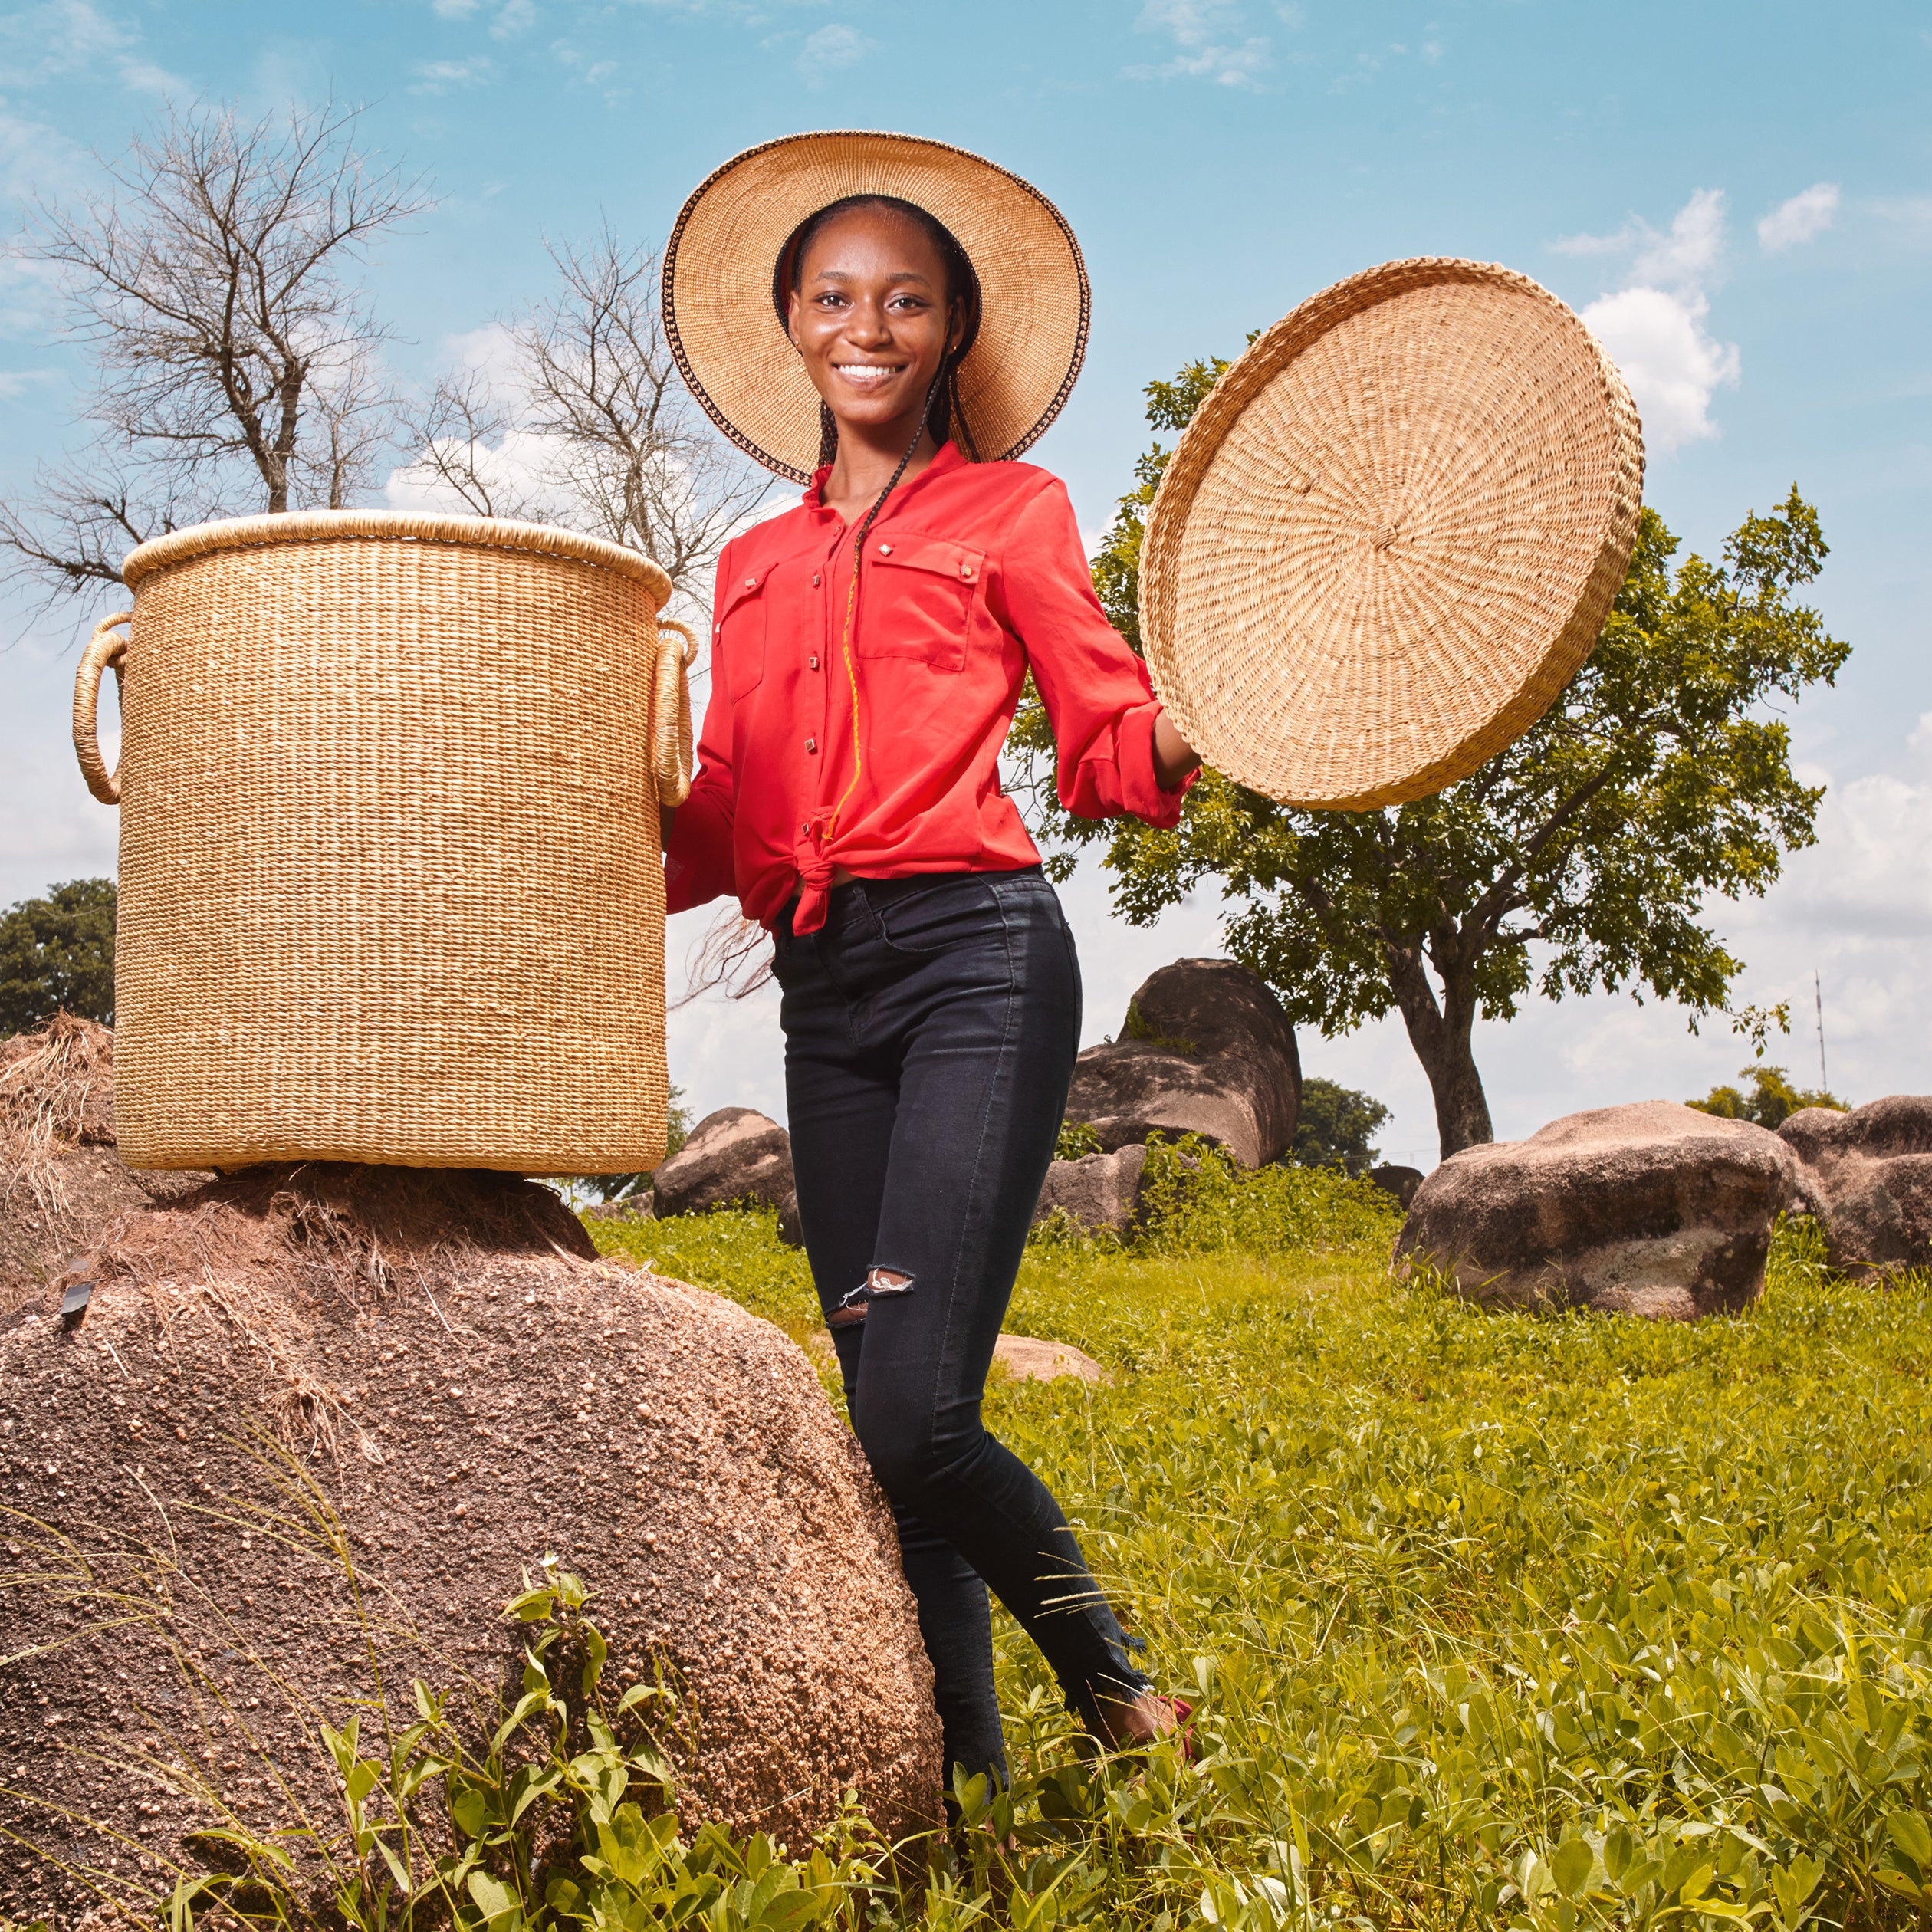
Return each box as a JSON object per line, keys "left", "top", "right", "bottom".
{"left": 659, "top": 133, "right": 1201, "bottom": 1792}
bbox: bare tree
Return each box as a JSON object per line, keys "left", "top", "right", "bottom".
{"left": 397, "top": 229, "right": 778, "bottom": 1007}
{"left": 1, "top": 99, "right": 427, "bottom": 603}
{"left": 398, "top": 228, "right": 771, "bottom": 603}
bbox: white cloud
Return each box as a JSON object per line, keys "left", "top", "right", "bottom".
{"left": 384, "top": 427, "right": 576, "bottom": 521}
{"left": 1128, "top": 0, "right": 1273, "bottom": 87}
{"left": 552, "top": 40, "right": 620, "bottom": 90}
{"left": 1581, "top": 285, "right": 1740, "bottom": 452}
{"left": 0, "top": 366, "right": 59, "bottom": 398}
{"left": 0, "top": 0, "right": 184, "bottom": 92}
{"left": 796, "top": 21, "right": 876, "bottom": 83}
{"left": 1778, "top": 739, "right": 1932, "bottom": 941}
{"left": 0, "top": 253, "right": 65, "bottom": 337}
{"left": 410, "top": 55, "right": 495, "bottom": 93}
{"left": 442, "top": 321, "right": 523, "bottom": 386}
{"left": 1635, "top": 186, "right": 1727, "bottom": 284}
{"left": 0, "top": 109, "right": 89, "bottom": 208}
{"left": 432, "top": 0, "right": 480, "bottom": 14}
{"left": 1758, "top": 182, "right": 1840, "bottom": 251}
{"left": 1557, "top": 189, "right": 1740, "bottom": 453}
{"left": 491, "top": 0, "right": 537, "bottom": 34}
{"left": 1557, "top": 186, "right": 1727, "bottom": 288}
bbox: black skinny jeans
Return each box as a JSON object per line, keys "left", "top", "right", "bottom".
{"left": 774, "top": 868, "right": 1152, "bottom": 1786}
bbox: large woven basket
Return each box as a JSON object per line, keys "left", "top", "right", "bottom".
{"left": 72, "top": 511, "right": 695, "bottom": 1174}
{"left": 1141, "top": 257, "right": 1645, "bottom": 810}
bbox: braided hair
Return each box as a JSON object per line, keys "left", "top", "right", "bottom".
{"left": 774, "top": 193, "right": 984, "bottom": 474}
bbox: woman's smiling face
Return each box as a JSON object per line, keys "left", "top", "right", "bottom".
{"left": 787, "top": 202, "right": 961, "bottom": 441}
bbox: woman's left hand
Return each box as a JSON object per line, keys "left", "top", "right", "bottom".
{"left": 1153, "top": 711, "right": 1203, "bottom": 792}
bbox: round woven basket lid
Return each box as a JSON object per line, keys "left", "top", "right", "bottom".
{"left": 662, "top": 130, "right": 1091, "bottom": 485}
{"left": 1141, "top": 257, "right": 1644, "bottom": 810}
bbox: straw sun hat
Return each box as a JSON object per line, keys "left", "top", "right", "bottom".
{"left": 1140, "top": 257, "right": 1645, "bottom": 810}
{"left": 662, "top": 130, "right": 1090, "bottom": 485}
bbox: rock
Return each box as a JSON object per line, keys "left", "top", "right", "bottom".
{"left": 1368, "top": 1164, "right": 1424, "bottom": 1211}
{"left": 1779, "top": 1096, "right": 1932, "bottom": 1280}
{"left": 993, "top": 1334, "right": 1109, "bottom": 1385}
{"left": 1396, "top": 1100, "right": 1817, "bottom": 1319}
{"left": 0, "top": 1016, "right": 212, "bottom": 1318}
{"left": 0, "top": 1165, "right": 939, "bottom": 1922}
{"left": 777, "top": 1189, "right": 804, "bottom": 1247}
{"left": 1065, "top": 959, "right": 1300, "bottom": 1168}
{"left": 583, "top": 1188, "right": 656, "bottom": 1224}
{"left": 651, "top": 1107, "right": 796, "bottom": 1218}
{"left": 1032, "top": 1143, "right": 1150, "bottom": 1234}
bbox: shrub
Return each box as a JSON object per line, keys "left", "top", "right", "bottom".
{"left": 1689, "top": 1063, "right": 1846, "bottom": 1128}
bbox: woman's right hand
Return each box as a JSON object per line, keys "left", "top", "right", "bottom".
{"left": 1153, "top": 711, "right": 1202, "bottom": 791}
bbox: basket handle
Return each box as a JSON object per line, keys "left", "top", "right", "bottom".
{"left": 73, "top": 610, "right": 132, "bottom": 805}
{"left": 652, "top": 616, "right": 698, "bottom": 810}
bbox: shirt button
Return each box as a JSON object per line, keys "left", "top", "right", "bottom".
{"left": 805, "top": 738, "right": 817, "bottom": 754}
{"left": 877, "top": 543, "right": 892, "bottom": 556}
{"left": 744, "top": 576, "right": 756, "bottom": 589}
{"left": 812, "top": 573, "right": 820, "bottom": 586}
{"left": 809, "top": 655, "right": 820, "bottom": 670}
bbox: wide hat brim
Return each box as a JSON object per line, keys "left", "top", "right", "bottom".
{"left": 1141, "top": 256, "right": 1646, "bottom": 811}
{"left": 662, "top": 131, "right": 1090, "bottom": 484}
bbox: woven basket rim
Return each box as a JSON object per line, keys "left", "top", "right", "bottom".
{"left": 122, "top": 509, "right": 673, "bottom": 602}
{"left": 1140, "top": 252, "right": 1644, "bottom": 810}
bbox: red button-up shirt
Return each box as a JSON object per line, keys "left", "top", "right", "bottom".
{"left": 665, "top": 442, "right": 1193, "bottom": 935}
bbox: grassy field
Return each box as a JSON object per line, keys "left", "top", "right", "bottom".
{"left": 586, "top": 1157, "right": 1932, "bottom": 1930}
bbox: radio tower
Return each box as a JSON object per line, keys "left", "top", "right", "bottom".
{"left": 1814, "top": 971, "right": 1829, "bottom": 1095}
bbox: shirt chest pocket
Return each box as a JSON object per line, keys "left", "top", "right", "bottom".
{"left": 716, "top": 570, "right": 768, "bottom": 703}
{"left": 859, "top": 536, "right": 984, "bottom": 674}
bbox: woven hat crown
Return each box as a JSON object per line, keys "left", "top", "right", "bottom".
{"left": 662, "top": 131, "right": 1090, "bottom": 483}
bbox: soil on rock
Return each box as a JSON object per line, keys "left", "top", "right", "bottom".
{"left": 652, "top": 1108, "right": 795, "bottom": 1218}
{"left": 0, "top": 1016, "right": 212, "bottom": 1317}
{"left": 0, "top": 1165, "right": 938, "bottom": 1921}
{"left": 1065, "top": 960, "right": 1300, "bottom": 1168}
{"left": 1397, "top": 1100, "right": 1817, "bottom": 1319}
{"left": 1779, "top": 1096, "right": 1932, "bottom": 1280}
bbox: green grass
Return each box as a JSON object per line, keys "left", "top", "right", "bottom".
{"left": 586, "top": 1160, "right": 1932, "bottom": 1930}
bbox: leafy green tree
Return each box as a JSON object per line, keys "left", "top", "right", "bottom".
{"left": 1688, "top": 1065, "right": 1845, "bottom": 1130}
{"left": 1290, "top": 1077, "right": 1391, "bottom": 1176}
{"left": 1012, "top": 364, "right": 1849, "bottom": 1159}
{"left": 0, "top": 879, "right": 117, "bottom": 1033}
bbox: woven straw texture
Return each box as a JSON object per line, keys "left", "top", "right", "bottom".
{"left": 662, "top": 130, "right": 1089, "bottom": 483}
{"left": 94, "top": 510, "right": 680, "bottom": 1173}
{"left": 1141, "top": 258, "right": 1645, "bottom": 810}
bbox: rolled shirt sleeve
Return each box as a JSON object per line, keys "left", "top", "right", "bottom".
{"left": 997, "top": 480, "right": 1195, "bottom": 829}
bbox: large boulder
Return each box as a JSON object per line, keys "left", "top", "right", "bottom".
{"left": 1032, "top": 1143, "right": 1151, "bottom": 1235}
{"left": 0, "top": 1016, "right": 209, "bottom": 1317}
{"left": 1779, "top": 1096, "right": 1932, "bottom": 1280}
{"left": 1065, "top": 959, "right": 1300, "bottom": 1168}
{"left": 1396, "top": 1100, "right": 1818, "bottom": 1319}
{"left": 651, "top": 1106, "right": 795, "bottom": 1218}
{"left": 0, "top": 1165, "right": 938, "bottom": 1921}
{"left": 1368, "top": 1164, "right": 1425, "bottom": 1211}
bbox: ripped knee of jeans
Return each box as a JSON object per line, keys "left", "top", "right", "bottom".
{"left": 828, "top": 1265, "right": 915, "bottom": 1329}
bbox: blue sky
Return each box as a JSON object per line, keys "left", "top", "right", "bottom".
{"left": 2, "top": 0, "right": 1928, "bottom": 1163}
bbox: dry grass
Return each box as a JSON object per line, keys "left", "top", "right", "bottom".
{"left": 0, "top": 1013, "right": 115, "bottom": 1236}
